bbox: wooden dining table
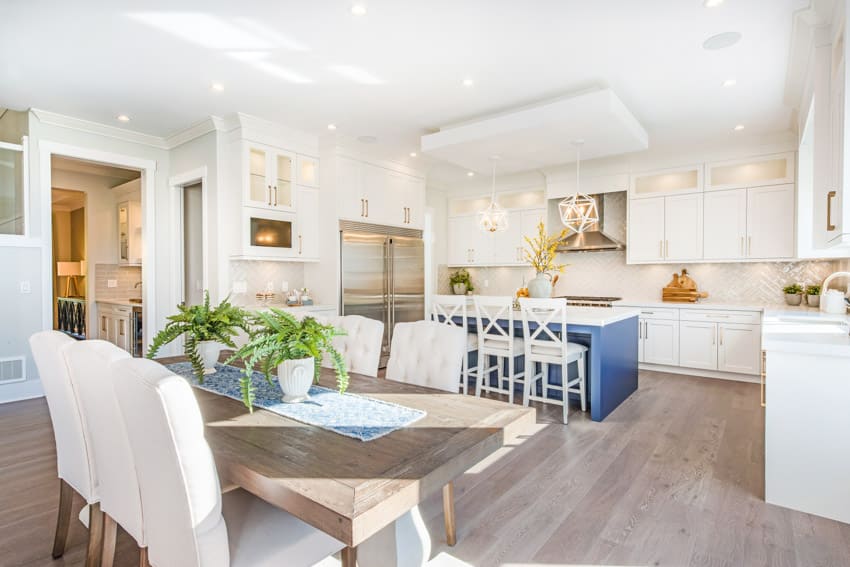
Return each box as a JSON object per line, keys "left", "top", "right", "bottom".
{"left": 161, "top": 357, "right": 536, "bottom": 566}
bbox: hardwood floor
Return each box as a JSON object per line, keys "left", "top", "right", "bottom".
{"left": 2, "top": 370, "right": 849, "bottom": 566}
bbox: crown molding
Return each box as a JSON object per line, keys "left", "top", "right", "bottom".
{"left": 30, "top": 108, "right": 170, "bottom": 149}
{"left": 163, "top": 116, "right": 225, "bottom": 149}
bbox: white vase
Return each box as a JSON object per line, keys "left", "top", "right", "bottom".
{"left": 527, "top": 273, "right": 552, "bottom": 298}
{"left": 278, "top": 357, "right": 315, "bottom": 403}
{"left": 196, "top": 341, "right": 220, "bottom": 375}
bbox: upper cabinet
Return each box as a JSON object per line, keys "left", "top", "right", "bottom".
{"left": 627, "top": 195, "right": 702, "bottom": 263}
{"left": 245, "top": 144, "right": 295, "bottom": 211}
{"left": 706, "top": 153, "right": 795, "bottom": 192}
{"left": 335, "top": 156, "right": 426, "bottom": 229}
{"left": 117, "top": 200, "right": 142, "bottom": 266}
{"left": 629, "top": 164, "right": 703, "bottom": 199}
{"left": 297, "top": 155, "right": 319, "bottom": 188}
{"left": 829, "top": 17, "right": 849, "bottom": 246}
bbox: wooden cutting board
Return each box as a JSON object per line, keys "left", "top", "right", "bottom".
{"left": 662, "top": 269, "right": 709, "bottom": 303}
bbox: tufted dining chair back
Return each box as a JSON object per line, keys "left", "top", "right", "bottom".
{"left": 112, "top": 357, "right": 228, "bottom": 567}
{"left": 28, "top": 331, "right": 97, "bottom": 503}
{"left": 322, "top": 315, "right": 384, "bottom": 377}
{"left": 63, "top": 340, "right": 144, "bottom": 546}
{"left": 386, "top": 321, "right": 466, "bottom": 393}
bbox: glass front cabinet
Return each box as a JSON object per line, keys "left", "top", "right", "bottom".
{"left": 245, "top": 144, "right": 295, "bottom": 211}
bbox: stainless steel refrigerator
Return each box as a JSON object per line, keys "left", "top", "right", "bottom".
{"left": 339, "top": 221, "right": 425, "bottom": 366}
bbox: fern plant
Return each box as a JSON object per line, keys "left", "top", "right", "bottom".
{"left": 147, "top": 291, "right": 251, "bottom": 381}
{"left": 226, "top": 309, "right": 349, "bottom": 412}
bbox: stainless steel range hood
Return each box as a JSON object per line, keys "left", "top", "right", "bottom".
{"left": 556, "top": 194, "right": 625, "bottom": 252}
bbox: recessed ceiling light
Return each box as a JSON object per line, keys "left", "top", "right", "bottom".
{"left": 409, "top": 152, "right": 417, "bottom": 157}
{"left": 351, "top": 4, "right": 366, "bottom": 16}
{"left": 734, "top": 124, "right": 745, "bottom": 131}
{"left": 462, "top": 78, "right": 474, "bottom": 87}
{"left": 117, "top": 115, "right": 130, "bottom": 122}
{"left": 211, "top": 82, "right": 224, "bottom": 92}
{"left": 704, "top": 0, "right": 724, "bottom": 7}
{"left": 722, "top": 78, "right": 737, "bottom": 87}
{"left": 467, "top": 171, "right": 475, "bottom": 177}
{"left": 703, "top": 31, "right": 742, "bottom": 51}
{"left": 327, "top": 123, "right": 337, "bottom": 131}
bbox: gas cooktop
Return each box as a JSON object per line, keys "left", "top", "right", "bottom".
{"left": 555, "top": 295, "right": 623, "bottom": 307}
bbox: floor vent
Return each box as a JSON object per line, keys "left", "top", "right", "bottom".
{"left": 0, "top": 357, "right": 26, "bottom": 384}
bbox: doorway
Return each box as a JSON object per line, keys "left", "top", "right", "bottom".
{"left": 182, "top": 182, "right": 204, "bottom": 306}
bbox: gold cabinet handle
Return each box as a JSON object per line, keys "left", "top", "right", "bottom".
{"left": 273, "top": 186, "right": 278, "bottom": 207}
{"left": 360, "top": 198, "right": 365, "bottom": 217}
{"left": 659, "top": 240, "right": 664, "bottom": 258}
{"left": 365, "top": 199, "right": 369, "bottom": 217}
{"left": 719, "top": 327, "right": 723, "bottom": 345}
{"left": 740, "top": 236, "right": 744, "bottom": 256}
{"left": 665, "top": 240, "right": 669, "bottom": 258}
{"left": 298, "top": 235, "right": 303, "bottom": 254}
{"left": 827, "top": 190, "right": 837, "bottom": 231}
{"left": 748, "top": 235, "right": 752, "bottom": 256}
{"left": 267, "top": 184, "right": 272, "bottom": 206}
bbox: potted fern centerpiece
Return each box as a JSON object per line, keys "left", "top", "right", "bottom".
{"left": 227, "top": 309, "right": 349, "bottom": 409}
{"left": 147, "top": 291, "right": 250, "bottom": 380}
{"left": 523, "top": 221, "right": 569, "bottom": 298}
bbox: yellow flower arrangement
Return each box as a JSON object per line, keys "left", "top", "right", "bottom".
{"left": 523, "top": 221, "right": 569, "bottom": 274}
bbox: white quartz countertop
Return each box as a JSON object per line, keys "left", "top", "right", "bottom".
{"left": 96, "top": 298, "right": 142, "bottom": 307}
{"left": 615, "top": 298, "right": 770, "bottom": 312}
{"left": 561, "top": 306, "right": 640, "bottom": 326}
{"left": 762, "top": 309, "right": 850, "bottom": 358}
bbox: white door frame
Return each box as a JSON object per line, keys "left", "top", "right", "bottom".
{"left": 39, "top": 141, "right": 157, "bottom": 349}
{"left": 168, "top": 167, "right": 209, "bottom": 308}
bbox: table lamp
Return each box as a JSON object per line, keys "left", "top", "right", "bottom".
{"left": 57, "top": 261, "right": 82, "bottom": 297}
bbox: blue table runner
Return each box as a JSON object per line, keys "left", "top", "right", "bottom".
{"left": 165, "top": 362, "right": 426, "bottom": 442}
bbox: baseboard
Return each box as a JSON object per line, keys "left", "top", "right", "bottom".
{"left": 0, "top": 379, "right": 46, "bottom": 404}
{"left": 639, "top": 363, "right": 759, "bottom": 384}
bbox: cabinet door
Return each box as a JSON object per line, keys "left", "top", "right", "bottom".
{"left": 98, "top": 311, "right": 111, "bottom": 341}
{"left": 270, "top": 151, "right": 294, "bottom": 209}
{"left": 704, "top": 189, "right": 747, "bottom": 260}
{"left": 337, "top": 157, "right": 365, "bottom": 220}
{"left": 361, "top": 164, "right": 389, "bottom": 223}
{"left": 628, "top": 197, "right": 665, "bottom": 263}
{"left": 384, "top": 170, "right": 408, "bottom": 227}
{"left": 679, "top": 321, "right": 718, "bottom": 370}
{"left": 664, "top": 194, "right": 703, "bottom": 260}
{"left": 830, "top": 44, "right": 845, "bottom": 242}
{"left": 518, "top": 209, "right": 546, "bottom": 264}
{"left": 447, "top": 217, "right": 472, "bottom": 266}
{"left": 643, "top": 319, "right": 679, "bottom": 366}
{"left": 491, "top": 211, "right": 523, "bottom": 264}
{"left": 718, "top": 323, "right": 761, "bottom": 375}
{"left": 118, "top": 202, "right": 130, "bottom": 264}
{"left": 114, "top": 315, "right": 130, "bottom": 352}
{"left": 638, "top": 320, "right": 645, "bottom": 363}
{"left": 403, "top": 176, "right": 426, "bottom": 229}
{"left": 296, "top": 187, "right": 319, "bottom": 259}
{"left": 296, "top": 155, "right": 319, "bottom": 188}
{"left": 747, "top": 184, "right": 795, "bottom": 259}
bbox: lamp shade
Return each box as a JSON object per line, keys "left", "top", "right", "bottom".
{"left": 57, "top": 261, "right": 82, "bottom": 277}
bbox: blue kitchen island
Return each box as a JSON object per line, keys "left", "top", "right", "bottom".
{"left": 455, "top": 306, "right": 640, "bottom": 422}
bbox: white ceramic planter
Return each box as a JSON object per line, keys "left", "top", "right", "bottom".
{"left": 278, "top": 356, "right": 315, "bottom": 403}
{"left": 196, "top": 341, "right": 221, "bottom": 375}
{"left": 452, "top": 283, "right": 467, "bottom": 295}
{"left": 528, "top": 273, "right": 552, "bottom": 298}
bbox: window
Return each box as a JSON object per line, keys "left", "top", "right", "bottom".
{"left": 0, "top": 139, "right": 27, "bottom": 236}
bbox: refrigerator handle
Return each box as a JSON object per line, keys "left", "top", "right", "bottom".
{"left": 383, "top": 238, "right": 390, "bottom": 349}
{"left": 388, "top": 238, "right": 395, "bottom": 335}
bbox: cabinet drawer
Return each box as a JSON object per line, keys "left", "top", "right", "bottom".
{"left": 680, "top": 309, "right": 760, "bottom": 325}
{"left": 637, "top": 307, "right": 679, "bottom": 321}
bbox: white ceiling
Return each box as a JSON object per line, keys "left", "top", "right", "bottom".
{"left": 1, "top": 0, "right": 807, "bottom": 186}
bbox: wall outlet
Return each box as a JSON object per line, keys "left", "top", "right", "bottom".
{"left": 107, "top": 279, "right": 118, "bottom": 288}
{"left": 19, "top": 281, "right": 31, "bottom": 294}
{"left": 232, "top": 280, "right": 247, "bottom": 294}
{"left": 281, "top": 281, "right": 289, "bottom": 292}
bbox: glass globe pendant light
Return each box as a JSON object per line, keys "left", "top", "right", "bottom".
{"left": 478, "top": 156, "right": 509, "bottom": 233}
{"left": 559, "top": 140, "right": 599, "bottom": 233}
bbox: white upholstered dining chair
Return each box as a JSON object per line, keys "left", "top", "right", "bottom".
{"left": 518, "top": 297, "right": 588, "bottom": 424}
{"left": 385, "top": 320, "right": 466, "bottom": 550}
{"left": 472, "top": 296, "right": 525, "bottom": 404}
{"left": 431, "top": 294, "right": 478, "bottom": 394}
{"left": 322, "top": 315, "right": 384, "bottom": 377}
{"left": 28, "top": 331, "right": 102, "bottom": 567}
{"left": 63, "top": 340, "right": 149, "bottom": 567}
{"left": 111, "top": 357, "right": 345, "bottom": 567}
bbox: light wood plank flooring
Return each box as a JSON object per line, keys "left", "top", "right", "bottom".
{"left": 2, "top": 370, "right": 849, "bottom": 566}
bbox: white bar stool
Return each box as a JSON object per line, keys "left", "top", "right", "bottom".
{"left": 472, "top": 296, "right": 525, "bottom": 404}
{"left": 518, "top": 297, "right": 588, "bottom": 424}
{"left": 431, "top": 294, "right": 479, "bottom": 394}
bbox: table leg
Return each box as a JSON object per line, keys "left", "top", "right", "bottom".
{"left": 442, "top": 482, "right": 457, "bottom": 546}
{"left": 341, "top": 546, "right": 357, "bottom": 567}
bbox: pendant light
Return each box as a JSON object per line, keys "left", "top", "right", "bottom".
{"left": 559, "top": 140, "right": 599, "bottom": 233}
{"left": 478, "top": 156, "right": 508, "bottom": 233}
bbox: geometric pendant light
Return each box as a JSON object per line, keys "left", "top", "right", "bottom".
{"left": 477, "top": 156, "right": 509, "bottom": 233}
{"left": 558, "top": 140, "right": 599, "bottom": 233}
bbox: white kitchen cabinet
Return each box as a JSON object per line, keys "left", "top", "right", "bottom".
{"left": 628, "top": 197, "right": 666, "bottom": 263}
{"left": 335, "top": 156, "right": 425, "bottom": 228}
{"left": 295, "top": 187, "right": 319, "bottom": 260}
{"left": 516, "top": 208, "right": 546, "bottom": 263}
{"left": 642, "top": 319, "right": 680, "bottom": 366}
{"left": 704, "top": 189, "right": 747, "bottom": 259}
{"left": 746, "top": 184, "right": 795, "bottom": 259}
{"left": 664, "top": 194, "right": 703, "bottom": 260}
{"left": 446, "top": 207, "right": 546, "bottom": 267}
{"left": 491, "top": 211, "right": 522, "bottom": 264}
{"left": 401, "top": 176, "right": 426, "bottom": 229}
{"left": 717, "top": 323, "right": 761, "bottom": 374}
{"left": 97, "top": 303, "right": 131, "bottom": 353}
{"left": 117, "top": 200, "right": 142, "bottom": 265}
{"left": 245, "top": 144, "right": 295, "bottom": 211}
{"left": 828, "top": 21, "right": 848, "bottom": 246}
{"left": 629, "top": 164, "right": 703, "bottom": 198}
{"left": 447, "top": 216, "right": 492, "bottom": 265}
{"left": 706, "top": 153, "right": 795, "bottom": 192}
{"left": 679, "top": 321, "right": 718, "bottom": 370}
{"left": 296, "top": 154, "right": 319, "bottom": 188}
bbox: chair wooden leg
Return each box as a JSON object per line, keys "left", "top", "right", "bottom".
{"left": 101, "top": 514, "right": 118, "bottom": 567}
{"left": 341, "top": 546, "right": 357, "bottom": 567}
{"left": 85, "top": 502, "right": 104, "bottom": 567}
{"left": 52, "top": 479, "right": 74, "bottom": 559}
{"left": 139, "top": 547, "right": 151, "bottom": 567}
{"left": 442, "top": 482, "right": 457, "bottom": 546}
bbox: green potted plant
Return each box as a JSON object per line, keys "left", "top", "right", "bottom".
{"left": 783, "top": 283, "right": 804, "bottom": 306}
{"left": 147, "top": 291, "right": 250, "bottom": 380}
{"left": 227, "top": 309, "right": 349, "bottom": 410}
{"left": 805, "top": 283, "right": 822, "bottom": 307}
{"left": 449, "top": 269, "right": 474, "bottom": 295}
